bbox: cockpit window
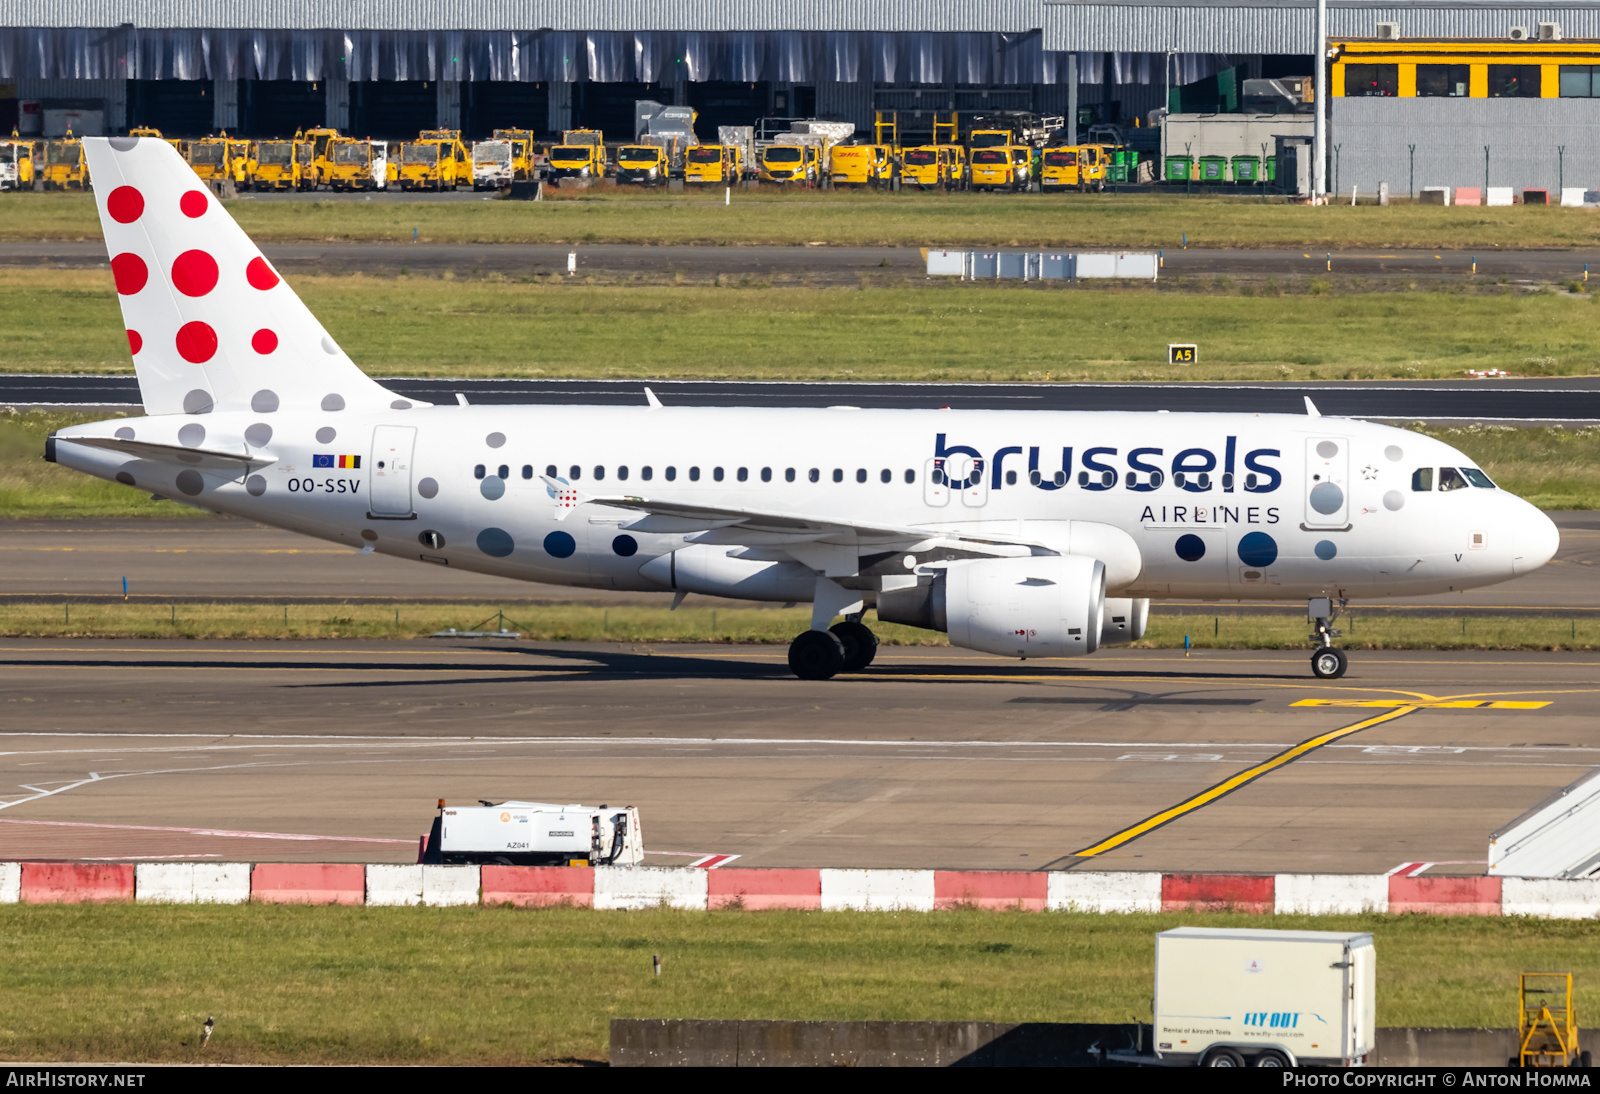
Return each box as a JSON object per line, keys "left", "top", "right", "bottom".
{"left": 1461, "top": 467, "right": 1496, "bottom": 488}
{"left": 1411, "top": 468, "right": 1433, "bottom": 491}
{"left": 1438, "top": 467, "right": 1470, "bottom": 492}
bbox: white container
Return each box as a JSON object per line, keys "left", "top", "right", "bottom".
{"left": 1154, "top": 926, "right": 1375, "bottom": 1067}
{"left": 435, "top": 800, "right": 643, "bottom": 867}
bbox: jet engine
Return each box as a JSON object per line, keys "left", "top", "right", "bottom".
{"left": 1100, "top": 597, "right": 1150, "bottom": 646}
{"left": 878, "top": 555, "right": 1106, "bottom": 658}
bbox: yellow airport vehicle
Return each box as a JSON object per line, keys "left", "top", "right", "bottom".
{"left": 1041, "top": 145, "right": 1110, "bottom": 192}
{"left": 967, "top": 143, "right": 1029, "bottom": 192}
{"left": 247, "top": 139, "right": 306, "bottom": 191}
{"left": 38, "top": 137, "right": 86, "bottom": 190}
{"left": 899, "top": 144, "right": 966, "bottom": 190}
{"left": 186, "top": 136, "right": 250, "bottom": 185}
{"left": 128, "top": 126, "right": 187, "bottom": 158}
{"left": 477, "top": 127, "right": 537, "bottom": 187}
{"left": 683, "top": 143, "right": 743, "bottom": 184}
{"left": 397, "top": 135, "right": 468, "bottom": 190}
{"left": 614, "top": 144, "right": 668, "bottom": 186}
{"left": 547, "top": 129, "right": 606, "bottom": 181}
{"left": 828, "top": 143, "right": 893, "bottom": 187}
{"left": 0, "top": 139, "right": 33, "bottom": 191}
{"left": 758, "top": 141, "right": 820, "bottom": 184}
{"left": 299, "top": 127, "right": 344, "bottom": 188}
{"left": 327, "top": 138, "right": 388, "bottom": 191}
{"left": 472, "top": 140, "right": 516, "bottom": 189}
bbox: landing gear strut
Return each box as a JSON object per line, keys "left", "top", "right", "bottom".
{"left": 1309, "top": 596, "right": 1348, "bottom": 680}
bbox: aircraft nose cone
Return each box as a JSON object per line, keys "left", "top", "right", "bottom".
{"left": 1514, "top": 505, "right": 1560, "bottom": 575}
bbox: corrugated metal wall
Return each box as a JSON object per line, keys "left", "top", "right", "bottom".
{"left": 1331, "top": 97, "right": 1600, "bottom": 195}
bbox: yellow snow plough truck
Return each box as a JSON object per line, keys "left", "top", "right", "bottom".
{"left": 38, "top": 136, "right": 86, "bottom": 190}
{"left": 547, "top": 129, "right": 606, "bottom": 182}
{"left": 247, "top": 139, "right": 307, "bottom": 191}
{"left": 397, "top": 133, "right": 469, "bottom": 190}
{"left": 327, "top": 138, "right": 388, "bottom": 191}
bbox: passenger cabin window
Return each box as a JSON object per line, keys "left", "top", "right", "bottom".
{"left": 1438, "top": 467, "right": 1470, "bottom": 492}
{"left": 569, "top": 465, "right": 581, "bottom": 480}
{"left": 713, "top": 467, "right": 724, "bottom": 482}
{"left": 1461, "top": 467, "right": 1496, "bottom": 488}
{"left": 785, "top": 468, "right": 796, "bottom": 482}
{"left": 1488, "top": 65, "right": 1541, "bottom": 98}
{"left": 546, "top": 464, "right": 557, "bottom": 478}
{"left": 618, "top": 466, "right": 629, "bottom": 481}
{"left": 1343, "top": 63, "right": 1398, "bottom": 97}
{"left": 689, "top": 466, "right": 700, "bottom": 481}
{"left": 474, "top": 464, "right": 486, "bottom": 479}
{"left": 904, "top": 469, "right": 915, "bottom": 484}
{"left": 856, "top": 469, "right": 867, "bottom": 483}
{"left": 642, "top": 466, "right": 653, "bottom": 480}
{"left": 1417, "top": 64, "right": 1471, "bottom": 97}
{"left": 761, "top": 468, "right": 772, "bottom": 482}
{"left": 1411, "top": 468, "right": 1433, "bottom": 491}
{"left": 808, "top": 468, "right": 819, "bottom": 483}
{"left": 833, "top": 469, "right": 844, "bottom": 483}
{"left": 522, "top": 465, "right": 533, "bottom": 479}
{"left": 593, "top": 466, "right": 605, "bottom": 480}
{"left": 1005, "top": 470, "right": 1017, "bottom": 485}
{"left": 665, "top": 466, "right": 676, "bottom": 481}
{"left": 880, "top": 469, "right": 891, "bottom": 483}
{"left": 737, "top": 467, "right": 748, "bottom": 482}
{"left": 497, "top": 465, "right": 509, "bottom": 479}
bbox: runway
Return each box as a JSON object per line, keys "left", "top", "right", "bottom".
{"left": 3, "top": 239, "right": 1597, "bottom": 284}
{"left": 10, "top": 373, "right": 1600, "bottom": 422}
{"left": 1, "top": 641, "right": 1594, "bottom": 874}
{"left": 4, "top": 513, "right": 1598, "bottom": 611}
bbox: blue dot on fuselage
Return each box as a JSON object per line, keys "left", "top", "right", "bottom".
{"left": 1175, "top": 533, "right": 1206, "bottom": 562}
{"left": 1314, "top": 539, "right": 1337, "bottom": 561}
{"left": 1237, "top": 531, "right": 1278, "bottom": 568}
{"left": 612, "top": 534, "right": 638, "bottom": 557}
{"left": 476, "top": 527, "right": 514, "bottom": 558}
{"left": 543, "top": 530, "right": 576, "bottom": 558}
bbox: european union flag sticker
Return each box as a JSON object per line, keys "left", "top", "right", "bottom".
{"left": 313, "top": 454, "right": 334, "bottom": 468}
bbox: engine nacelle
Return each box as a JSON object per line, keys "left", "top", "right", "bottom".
{"left": 879, "top": 555, "right": 1106, "bottom": 659}
{"left": 1100, "top": 597, "right": 1150, "bottom": 646}
{"left": 638, "top": 544, "right": 816, "bottom": 601}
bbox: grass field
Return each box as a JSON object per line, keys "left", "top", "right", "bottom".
{"left": 4, "top": 270, "right": 1600, "bottom": 382}
{"left": 6, "top": 189, "right": 1600, "bottom": 250}
{"left": 8, "top": 408, "right": 1598, "bottom": 518}
{"left": 1, "top": 602, "right": 1594, "bottom": 650}
{"left": 0, "top": 904, "right": 1594, "bottom": 1064}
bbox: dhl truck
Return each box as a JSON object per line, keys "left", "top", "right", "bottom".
{"left": 38, "top": 137, "right": 86, "bottom": 190}
{"left": 758, "top": 141, "right": 820, "bottom": 184}
{"left": 547, "top": 129, "right": 606, "bottom": 181}
{"left": 327, "top": 139, "right": 388, "bottom": 190}
{"left": 1042, "top": 146, "right": 1108, "bottom": 192}
{"left": 828, "top": 143, "right": 893, "bottom": 188}
{"left": 614, "top": 143, "right": 668, "bottom": 186}
{"left": 397, "top": 135, "right": 468, "bottom": 190}
{"left": 248, "top": 139, "right": 305, "bottom": 191}
{"left": 899, "top": 144, "right": 966, "bottom": 190}
{"left": 968, "top": 143, "right": 1031, "bottom": 192}
{"left": 683, "top": 144, "right": 742, "bottom": 184}
{"left": 0, "top": 139, "right": 33, "bottom": 191}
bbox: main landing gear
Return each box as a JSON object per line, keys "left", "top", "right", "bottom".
{"left": 787, "top": 618, "right": 879, "bottom": 680}
{"left": 1308, "top": 596, "right": 1349, "bottom": 680}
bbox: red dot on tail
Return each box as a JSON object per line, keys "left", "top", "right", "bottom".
{"left": 126, "top": 330, "right": 143, "bottom": 355}
{"left": 175, "top": 321, "right": 218, "bottom": 364}
{"left": 107, "top": 186, "right": 144, "bottom": 224}
{"left": 111, "top": 253, "right": 148, "bottom": 295}
{"left": 171, "top": 249, "right": 220, "bottom": 297}
{"left": 246, "top": 256, "right": 280, "bottom": 291}
{"left": 251, "top": 328, "right": 279, "bottom": 354}
{"left": 180, "top": 191, "right": 209, "bottom": 218}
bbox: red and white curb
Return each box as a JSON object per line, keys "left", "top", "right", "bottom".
{"left": 1, "top": 863, "right": 1597, "bottom": 917}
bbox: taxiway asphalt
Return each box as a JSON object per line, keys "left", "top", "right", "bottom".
{"left": 0, "top": 641, "right": 1593, "bottom": 874}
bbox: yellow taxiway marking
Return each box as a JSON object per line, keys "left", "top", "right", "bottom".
{"left": 1071, "top": 706, "right": 1417, "bottom": 857}
{"left": 1293, "top": 698, "right": 1550, "bottom": 709}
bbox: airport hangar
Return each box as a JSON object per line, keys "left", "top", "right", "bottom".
{"left": 7, "top": 0, "right": 1600, "bottom": 193}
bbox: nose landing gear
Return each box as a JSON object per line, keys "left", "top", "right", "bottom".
{"left": 1308, "top": 596, "right": 1348, "bottom": 679}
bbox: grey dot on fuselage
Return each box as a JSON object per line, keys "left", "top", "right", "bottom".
{"left": 480, "top": 476, "right": 505, "bottom": 501}
{"left": 108, "top": 136, "right": 139, "bottom": 151}
{"left": 320, "top": 335, "right": 339, "bottom": 355}
{"left": 391, "top": 400, "right": 412, "bottom": 410}
{"left": 1383, "top": 490, "right": 1405, "bottom": 511}
{"left": 1316, "top": 440, "right": 1339, "bottom": 459}
{"left": 1384, "top": 445, "right": 1403, "bottom": 462}
{"left": 321, "top": 394, "right": 345, "bottom": 412}
{"left": 251, "top": 390, "right": 280, "bottom": 413}
{"left": 315, "top": 427, "right": 336, "bottom": 444}
{"left": 175, "top": 470, "right": 204, "bottom": 496}
{"left": 114, "top": 426, "right": 135, "bottom": 440}
{"left": 245, "top": 423, "right": 273, "bottom": 447}
{"left": 178, "top": 423, "right": 206, "bottom": 448}
{"left": 245, "top": 474, "right": 267, "bottom": 497}
{"left": 486, "top": 432, "right": 506, "bottom": 448}
{"left": 182, "top": 389, "right": 214, "bottom": 414}
{"left": 417, "top": 477, "right": 439, "bottom": 499}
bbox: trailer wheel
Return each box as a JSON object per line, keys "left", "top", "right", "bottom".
{"left": 1202, "top": 1048, "right": 1246, "bottom": 1067}
{"left": 1253, "top": 1050, "right": 1290, "bottom": 1067}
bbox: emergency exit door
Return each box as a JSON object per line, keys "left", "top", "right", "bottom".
{"left": 369, "top": 425, "right": 416, "bottom": 518}
{"left": 1304, "top": 436, "right": 1350, "bottom": 528}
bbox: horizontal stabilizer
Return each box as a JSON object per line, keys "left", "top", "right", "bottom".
{"left": 61, "top": 434, "right": 274, "bottom": 472}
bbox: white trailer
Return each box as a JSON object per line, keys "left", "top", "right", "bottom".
{"left": 1123, "top": 927, "right": 1376, "bottom": 1067}
{"left": 422, "top": 800, "right": 643, "bottom": 867}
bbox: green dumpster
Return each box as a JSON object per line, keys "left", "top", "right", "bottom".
{"left": 1231, "top": 156, "right": 1262, "bottom": 182}
{"left": 1198, "top": 155, "right": 1227, "bottom": 182}
{"left": 1165, "top": 155, "right": 1194, "bottom": 181}
{"left": 1107, "top": 163, "right": 1130, "bottom": 183}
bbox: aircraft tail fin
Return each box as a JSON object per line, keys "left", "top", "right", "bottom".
{"left": 83, "top": 136, "right": 413, "bottom": 417}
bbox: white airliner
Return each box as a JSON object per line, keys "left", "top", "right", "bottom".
{"left": 48, "top": 137, "right": 1560, "bottom": 681}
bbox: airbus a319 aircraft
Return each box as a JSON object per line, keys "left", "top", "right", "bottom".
{"left": 48, "top": 137, "right": 1560, "bottom": 680}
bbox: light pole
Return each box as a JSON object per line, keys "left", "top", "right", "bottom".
{"left": 1408, "top": 143, "right": 1415, "bottom": 200}
{"left": 1484, "top": 145, "right": 1490, "bottom": 197}
{"left": 1313, "top": 0, "right": 1328, "bottom": 198}
{"left": 1559, "top": 144, "right": 1566, "bottom": 197}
